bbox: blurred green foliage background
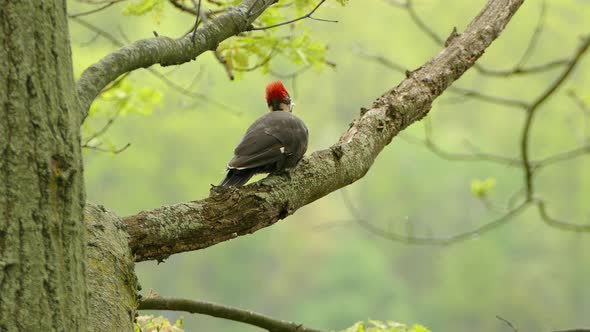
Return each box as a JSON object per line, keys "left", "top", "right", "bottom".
{"left": 69, "top": 0, "right": 590, "bottom": 330}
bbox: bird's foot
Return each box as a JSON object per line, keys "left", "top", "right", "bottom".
{"left": 274, "top": 169, "right": 292, "bottom": 181}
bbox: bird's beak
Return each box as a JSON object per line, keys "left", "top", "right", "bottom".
{"left": 290, "top": 102, "right": 296, "bottom": 112}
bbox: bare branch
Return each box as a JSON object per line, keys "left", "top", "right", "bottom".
{"left": 569, "top": 90, "right": 590, "bottom": 116}
{"left": 496, "top": 315, "right": 518, "bottom": 332}
{"left": 471, "top": 58, "right": 569, "bottom": 77}
{"left": 342, "top": 188, "right": 531, "bottom": 246}
{"left": 234, "top": 42, "right": 278, "bottom": 72}
{"left": 355, "top": 48, "right": 529, "bottom": 110}
{"left": 514, "top": 1, "right": 546, "bottom": 68}
{"left": 70, "top": 16, "right": 125, "bottom": 47}
{"left": 168, "top": 0, "right": 197, "bottom": 14}
{"left": 68, "top": 0, "right": 124, "bottom": 18}
{"left": 399, "top": 121, "right": 520, "bottom": 166}
{"left": 405, "top": 0, "right": 443, "bottom": 44}
{"left": 192, "top": 0, "right": 203, "bottom": 38}
{"left": 123, "top": 0, "right": 526, "bottom": 262}
{"left": 536, "top": 200, "right": 590, "bottom": 232}
{"left": 520, "top": 36, "right": 590, "bottom": 199}
{"left": 83, "top": 142, "right": 131, "bottom": 154}
{"left": 388, "top": 0, "right": 568, "bottom": 77}
{"left": 445, "top": 86, "right": 528, "bottom": 110}
{"left": 533, "top": 144, "right": 590, "bottom": 168}
{"left": 138, "top": 297, "right": 323, "bottom": 332}
{"left": 248, "top": 0, "right": 337, "bottom": 31}
{"left": 82, "top": 110, "right": 121, "bottom": 147}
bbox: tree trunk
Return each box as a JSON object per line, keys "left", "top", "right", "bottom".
{"left": 0, "top": 1, "right": 88, "bottom": 330}
{"left": 85, "top": 204, "right": 137, "bottom": 331}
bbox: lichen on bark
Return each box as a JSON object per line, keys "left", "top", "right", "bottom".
{"left": 85, "top": 204, "right": 138, "bottom": 331}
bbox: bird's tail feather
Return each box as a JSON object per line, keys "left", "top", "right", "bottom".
{"left": 219, "top": 168, "right": 256, "bottom": 187}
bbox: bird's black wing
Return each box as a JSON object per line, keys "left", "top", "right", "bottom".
{"left": 227, "top": 111, "right": 308, "bottom": 170}
{"left": 265, "top": 112, "right": 308, "bottom": 163}
{"left": 227, "top": 113, "right": 284, "bottom": 169}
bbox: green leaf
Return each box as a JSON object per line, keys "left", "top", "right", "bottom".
{"left": 134, "top": 315, "right": 184, "bottom": 331}
{"left": 340, "top": 320, "right": 430, "bottom": 332}
{"left": 123, "top": 0, "right": 164, "bottom": 22}
{"left": 470, "top": 177, "right": 497, "bottom": 199}
{"left": 411, "top": 324, "right": 431, "bottom": 332}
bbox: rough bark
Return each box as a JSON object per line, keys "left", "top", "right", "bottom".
{"left": 76, "top": 0, "right": 276, "bottom": 119}
{"left": 124, "top": 0, "right": 525, "bottom": 262}
{"left": 0, "top": 1, "right": 87, "bottom": 330}
{"left": 85, "top": 204, "right": 138, "bottom": 331}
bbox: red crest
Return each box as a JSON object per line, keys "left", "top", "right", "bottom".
{"left": 265, "top": 80, "right": 290, "bottom": 106}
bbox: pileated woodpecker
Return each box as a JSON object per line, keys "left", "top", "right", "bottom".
{"left": 219, "top": 81, "right": 308, "bottom": 187}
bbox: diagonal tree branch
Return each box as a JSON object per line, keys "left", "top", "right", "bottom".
{"left": 138, "top": 297, "right": 323, "bottom": 332}
{"left": 124, "top": 0, "right": 525, "bottom": 262}
{"left": 75, "top": 0, "right": 276, "bottom": 121}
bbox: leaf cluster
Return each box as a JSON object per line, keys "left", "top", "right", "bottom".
{"left": 134, "top": 315, "right": 184, "bottom": 332}
{"left": 342, "top": 320, "right": 431, "bottom": 332}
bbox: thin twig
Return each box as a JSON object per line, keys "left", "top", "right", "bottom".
{"left": 520, "top": 36, "right": 590, "bottom": 199}
{"left": 168, "top": 0, "right": 198, "bottom": 14}
{"left": 212, "top": 51, "right": 235, "bottom": 80}
{"left": 496, "top": 315, "right": 518, "bottom": 332}
{"left": 342, "top": 189, "right": 531, "bottom": 246}
{"left": 83, "top": 110, "right": 122, "bottom": 146}
{"left": 568, "top": 90, "right": 590, "bottom": 116}
{"left": 234, "top": 42, "right": 279, "bottom": 72}
{"left": 535, "top": 200, "right": 590, "bottom": 232}
{"left": 446, "top": 86, "right": 529, "bottom": 110}
{"left": 248, "top": 0, "right": 336, "bottom": 31}
{"left": 399, "top": 133, "right": 520, "bottom": 167}
{"left": 471, "top": 58, "right": 569, "bottom": 77}
{"left": 405, "top": 0, "right": 444, "bottom": 45}
{"left": 68, "top": 0, "right": 124, "bottom": 18}
{"left": 388, "top": 0, "right": 568, "bottom": 77}
{"left": 192, "top": 0, "right": 203, "bottom": 42}
{"left": 269, "top": 65, "right": 312, "bottom": 79}
{"left": 138, "top": 297, "right": 323, "bottom": 332}
{"left": 83, "top": 142, "right": 131, "bottom": 154}
{"left": 146, "top": 68, "right": 241, "bottom": 114}
{"left": 354, "top": 47, "right": 407, "bottom": 73}
{"left": 533, "top": 144, "right": 590, "bottom": 168}
{"left": 70, "top": 16, "right": 125, "bottom": 47}
{"left": 514, "top": 1, "right": 546, "bottom": 68}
